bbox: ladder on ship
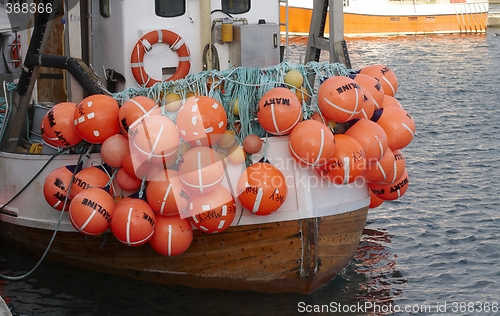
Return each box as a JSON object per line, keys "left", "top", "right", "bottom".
{"left": 304, "top": 0, "right": 351, "bottom": 67}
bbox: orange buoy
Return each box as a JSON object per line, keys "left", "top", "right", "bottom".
{"left": 178, "top": 146, "right": 225, "bottom": 194}
{"left": 318, "top": 134, "right": 366, "bottom": 185}
{"left": 40, "top": 102, "right": 82, "bottom": 148}
{"left": 217, "top": 130, "right": 236, "bottom": 149}
{"left": 100, "top": 134, "right": 130, "bottom": 168}
{"left": 386, "top": 149, "right": 406, "bottom": 184}
{"left": 69, "top": 166, "right": 111, "bottom": 199}
{"left": 350, "top": 73, "right": 385, "bottom": 110}
{"left": 344, "top": 118, "right": 388, "bottom": 164}
{"left": 176, "top": 96, "right": 227, "bottom": 147}
{"left": 227, "top": 145, "right": 246, "bottom": 165}
{"left": 110, "top": 198, "right": 156, "bottom": 246}
{"left": 369, "top": 190, "right": 384, "bottom": 209}
{"left": 43, "top": 165, "right": 79, "bottom": 211}
{"left": 146, "top": 169, "right": 191, "bottom": 216}
{"left": 317, "top": 76, "right": 363, "bottom": 123}
{"left": 236, "top": 162, "right": 288, "bottom": 216}
{"left": 372, "top": 107, "right": 415, "bottom": 150}
{"left": 369, "top": 168, "right": 409, "bottom": 200}
{"left": 73, "top": 94, "right": 121, "bottom": 144}
{"left": 189, "top": 185, "right": 236, "bottom": 233}
{"left": 356, "top": 88, "right": 375, "bottom": 120}
{"left": 242, "top": 134, "right": 263, "bottom": 154}
{"left": 256, "top": 87, "right": 302, "bottom": 135}
{"left": 381, "top": 95, "right": 404, "bottom": 109}
{"left": 129, "top": 115, "right": 180, "bottom": 164}
{"left": 69, "top": 188, "right": 115, "bottom": 236}
{"left": 288, "top": 119, "right": 336, "bottom": 168}
{"left": 115, "top": 167, "right": 142, "bottom": 192}
{"left": 149, "top": 214, "right": 193, "bottom": 256}
{"left": 118, "top": 96, "right": 160, "bottom": 135}
{"left": 295, "top": 86, "right": 309, "bottom": 103}
{"left": 359, "top": 64, "right": 398, "bottom": 97}
{"left": 362, "top": 147, "right": 395, "bottom": 183}
{"left": 121, "top": 151, "right": 164, "bottom": 181}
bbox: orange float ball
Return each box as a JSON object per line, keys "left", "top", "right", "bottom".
{"left": 40, "top": 102, "right": 82, "bottom": 148}
{"left": 289, "top": 119, "right": 335, "bottom": 168}
{"left": 129, "top": 115, "right": 180, "bottom": 164}
{"left": 362, "top": 147, "right": 396, "bottom": 184}
{"left": 217, "top": 130, "right": 236, "bottom": 149}
{"left": 118, "top": 96, "right": 160, "bottom": 135}
{"left": 372, "top": 107, "right": 415, "bottom": 150}
{"left": 176, "top": 96, "right": 227, "bottom": 146}
{"left": 359, "top": 64, "right": 398, "bottom": 97}
{"left": 189, "top": 186, "right": 236, "bottom": 233}
{"left": 386, "top": 149, "right": 406, "bottom": 184}
{"left": 69, "top": 188, "right": 115, "bottom": 236}
{"left": 73, "top": 94, "right": 121, "bottom": 144}
{"left": 357, "top": 88, "right": 375, "bottom": 120}
{"left": 43, "top": 165, "right": 79, "bottom": 211}
{"left": 236, "top": 162, "right": 288, "bottom": 216}
{"left": 369, "top": 190, "right": 384, "bottom": 209}
{"left": 110, "top": 198, "right": 156, "bottom": 246}
{"left": 318, "top": 134, "right": 366, "bottom": 185}
{"left": 100, "top": 134, "right": 130, "bottom": 168}
{"left": 381, "top": 95, "right": 404, "bottom": 109}
{"left": 70, "top": 166, "right": 111, "bottom": 199}
{"left": 344, "top": 118, "right": 388, "bottom": 164}
{"left": 256, "top": 87, "right": 302, "bottom": 135}
{"left": 115, "top": 167, "right": 142, "bottom": 192}
{"left": 121, "top": 151, "right": 164, "bottom": 181}
{"left": 369, "top": 168, "right": 409, "bottom": 201}
{"left": 317, "top": 76, "right": 363, "bottom": 123}
{"left": 227, "top": 145, "right": 246, "bottom": 165}
{"left": 146, "top": 169, "right": 191, "bottom": 216}
{"left": 242, "top": 134, "right": 263, "bottom": 154}
{"left": 349, "top": 73, "right": 385, "bottom": 110}
{"left": 178, "top": 146, "right": 225, "bottom": 194}
{"left": 149, "top": 214, "right": 193, "bottom": 256}
{"left": 295, "top": 86, "right": 309, "bottom": 103}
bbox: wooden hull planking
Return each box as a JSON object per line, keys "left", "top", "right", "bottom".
{"left": 0, "top": 207, "right": 368, "bottom": 293}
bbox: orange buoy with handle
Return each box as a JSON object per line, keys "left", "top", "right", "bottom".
{"left": 111, "top": 198, "right": 156, "bottom": 246}
{"left": 236, "top": 162, "right": 288, "bottom": 216}
{"left": 69, "top": 188, "right": 115, "bottom": 236}
{"left": 130, "top": 29, "right": 191, "bottom": 87}
{"left": 149, "top": 214, "right": 193, "bottom": 256}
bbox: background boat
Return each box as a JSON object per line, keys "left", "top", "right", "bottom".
{"left": 281, "top": 0, "right": 489, "bottom": 37}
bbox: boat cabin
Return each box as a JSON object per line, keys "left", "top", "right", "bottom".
{"left": 91, "top": 0, "right": 280, "bottom": 92}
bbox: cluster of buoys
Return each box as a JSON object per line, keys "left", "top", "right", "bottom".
{"left": 41, "top": 93, "right": 290, "bottom": 257}
{"left": 272, "top": 64, "right": 414, "bottom": 209}
{"left": 40, "top": 62, "right": 414, "bottom": 257}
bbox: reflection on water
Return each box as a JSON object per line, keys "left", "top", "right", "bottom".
{"left": 352, "top": 228, "right": 407, "bottom": 316}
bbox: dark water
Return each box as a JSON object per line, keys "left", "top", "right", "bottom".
{"left": 2, "top": 28, "right": 500, "bottom": 315}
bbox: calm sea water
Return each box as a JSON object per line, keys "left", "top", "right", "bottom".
{"left": 2, "top": 26, "right": 500, "bottom": 315}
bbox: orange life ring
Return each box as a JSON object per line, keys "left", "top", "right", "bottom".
{"left": 11, "top": 35, "right": 21, "bottom": 68}
{"left": 130, "top": 30, "right": 191, "bottom": 87}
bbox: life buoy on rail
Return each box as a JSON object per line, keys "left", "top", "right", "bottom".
{"left": 130, "top": 29, "right": 191, "bottom": 88}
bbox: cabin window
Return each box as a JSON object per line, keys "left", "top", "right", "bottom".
{"left": 99, "top": 0, "right": 110, "bottom": 18}
{"left": 155, "top": 0, "right": 185, "bottom": 18}
{"left": 221, "top": 0, "right": 250, "bottom": 14}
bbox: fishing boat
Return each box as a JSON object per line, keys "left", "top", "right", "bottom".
{"left": 0, "top": 0, "right": 413, "bottom": 294}
{"left": 280, "top": 0, "right": 489, "bottom": 37}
